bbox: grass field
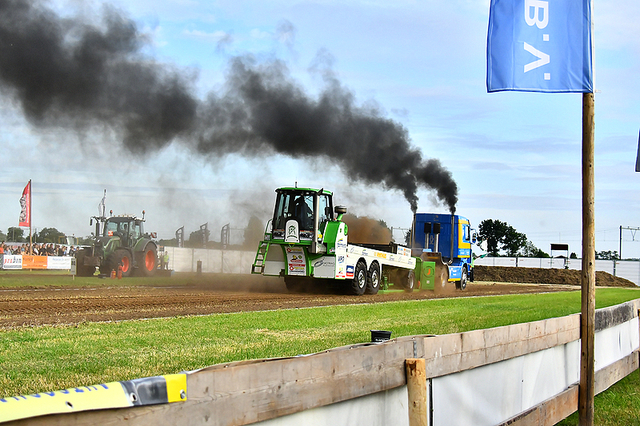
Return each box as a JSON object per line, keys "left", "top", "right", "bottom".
{"left": 1, "top": 282, "right": 639, "bottom": 424}
{"left": 0, "top": 270, "right": 176, "bottom": 288}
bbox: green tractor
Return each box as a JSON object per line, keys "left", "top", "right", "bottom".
{"left": 75, "top": 211, "right": 158, "bottom": 277}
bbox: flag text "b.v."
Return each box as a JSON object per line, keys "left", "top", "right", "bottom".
{"left": 524, "top": 1, "right": 550, "bottom": 79}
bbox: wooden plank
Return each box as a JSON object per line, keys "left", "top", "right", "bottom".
{"left": 595, "top": 300, "right": 637, "bottom": 332}
{"left": 405, "top": 359, "right": 427, "bottom": 426}
{"left": 496, "top": 385, "right": 579, "bottom": 426}
{"left": 422, "top": 314, "right": 580, "bottom": 378}
{"left": 174, "top": 340, "right": 416, "bottom": 426}
{"left": 594, "top": 350, "right": 639, "bottom": 395}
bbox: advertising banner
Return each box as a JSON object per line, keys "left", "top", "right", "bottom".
{"left": 487, "top": 0, "right": 593, "bottom": 93}
{"left": 22, "top": 255, "right": 48, "bottom": 269}
{"left": 47, "top": 256, "right": 73, "bottom": 270}
{"left": 3, "top": 255, "right": 22, "bottom": 270}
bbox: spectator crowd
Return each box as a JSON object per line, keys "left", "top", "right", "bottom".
{"left": 0, "top": 242, "right": 79, "bottom": 256}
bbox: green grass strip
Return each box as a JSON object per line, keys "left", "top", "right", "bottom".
{"left": 0, "top": 271, "right": 175, "bottom": 289}
{"left": 1, "top": 287, "right": 639, "bottom": 425}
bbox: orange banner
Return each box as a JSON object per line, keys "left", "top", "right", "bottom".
{"left": 21, "top": 255, "right": 48, "bottom": 269}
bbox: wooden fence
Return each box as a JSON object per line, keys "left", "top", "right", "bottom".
{"left": 3, "top": 299, "right": 640, "bottom": 426}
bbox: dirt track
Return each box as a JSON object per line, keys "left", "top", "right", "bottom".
{"left": 0, "top": 272, "right": 584, "bottom": 329}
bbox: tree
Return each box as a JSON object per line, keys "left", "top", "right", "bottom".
{"left": 521, "top": 241, "right": 550, "bottom": 258}
{"left": 477, "top": 219, "right": 529, "bottom": 257}
{"left": 502, "top": 226, "right": 527, "bottom": 257}
{"left": 477, "top": 219, "right": 509, "bottom": 256}
{"left": 595, "top": 250, "right": 618, "bottom": 260}
{"left": 77, "top": 236, "right": 94, "bottom": 245}
{"left": 0, "top": 229, "right": 6, "bottom": 242}
{"left": 35, "top": 227, "right": 65, "bottom": 243}
{"left": 158, "top": 238, "right": 178, "bottom": 247}
{"left": 186, "top": 230, "right": 202, "bottom": 248}
{"left": 7, "top": 227, "right": 25, "bottom": 242}
{"left": 478, "top": 219, "right": 506, "bottom": 255}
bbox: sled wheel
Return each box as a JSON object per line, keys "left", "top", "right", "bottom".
{"left": 366, "top": 262, "right": 380, "bottom": 295}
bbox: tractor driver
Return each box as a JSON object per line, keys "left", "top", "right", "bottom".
{"left": 118, "top": 222, "right": 129, "bottom": 243}
{"left": 293, "top": 195, "right": 314, "bottom": 231}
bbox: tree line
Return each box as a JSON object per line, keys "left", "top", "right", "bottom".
{"left": 477, "top": 219, "right": 630, "bottom": 260}
{"left": 1, "top": 227, "right": 92, "bottom": 245}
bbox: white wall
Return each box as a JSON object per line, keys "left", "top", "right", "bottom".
{"left": 159, "top": 248, "right": 640, "bottom": 286}
{"left": 161, "top": 247, "right": 255, "bottom": 274}
{"left": 475, "top": 256, "right": 640, "bottom": 286}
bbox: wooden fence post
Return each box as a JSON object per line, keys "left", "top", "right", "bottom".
{"left": 406, "top": 358, "right": 428, "bottom": 426}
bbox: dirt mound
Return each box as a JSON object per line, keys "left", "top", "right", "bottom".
{"left": 474, "top": 265, "right": 636, "bottom": 288}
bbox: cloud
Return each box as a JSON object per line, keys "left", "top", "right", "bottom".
{"left": 183, "top": 28, "right": 232, "bottom": 43}
{"left": 250, "top": 28, "right": 270, "bottom": 40}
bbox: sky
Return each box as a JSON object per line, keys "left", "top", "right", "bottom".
{"left": 0, "top": 0, "right": 639, "bottom": 258}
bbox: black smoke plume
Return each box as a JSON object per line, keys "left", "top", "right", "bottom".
{"left": 0, "top": 0, "right": 458, "bottom": 213}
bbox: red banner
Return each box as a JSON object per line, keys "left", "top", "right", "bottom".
{"left": 19, "top": 181, "right": 30, "bottom": 227}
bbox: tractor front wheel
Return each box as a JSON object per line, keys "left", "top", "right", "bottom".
{"left": 457, "top": 266, "right": 468, "bottom": 290}
{"left": 137, "top": 245, "right": 157, "bottom": 277}
{"left": 105, "top": 249, "right": 132, "bottom": 277}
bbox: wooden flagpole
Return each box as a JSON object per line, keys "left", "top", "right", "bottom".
{"left": 579, "top": 92, "right": 595, "bottom": 425}
{"left": 28, "top": 179, "right": 33, "bottom": 255}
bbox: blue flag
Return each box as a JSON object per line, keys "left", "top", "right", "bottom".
{"left": 487, "top": 0, "right": 593, "bottom": 93}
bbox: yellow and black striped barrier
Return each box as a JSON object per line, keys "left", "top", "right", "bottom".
{"left": 0, "top": 373, "right": 186, "bottom": 423}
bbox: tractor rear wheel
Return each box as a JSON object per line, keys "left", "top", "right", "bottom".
{"left": 137, "top": 245, "right": 157, "bottom": 277}
{"left": 350, "top": 260, "right": 367, "bottom": 295}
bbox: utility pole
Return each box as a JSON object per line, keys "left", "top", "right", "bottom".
{"left": 579, "top": 92, "right": 595, "bottom": 425}
{"left": 619, "top": 226, "right": 640, "bottom": 260}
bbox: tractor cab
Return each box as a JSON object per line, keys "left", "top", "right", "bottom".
{"left": 270, "top": 188, "right": 334, "bottom": 253}
{"left": 103, "top": 216, "right": 145, "bottom": 247}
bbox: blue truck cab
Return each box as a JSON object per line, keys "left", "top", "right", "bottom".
{"left": 412, "top": 213, "right": 476, "bottom": 289}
